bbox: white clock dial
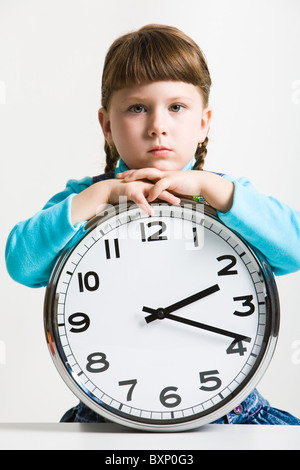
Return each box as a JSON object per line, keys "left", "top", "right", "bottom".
{"left": 45, "top": 201, "right": 279, "bottom": 431}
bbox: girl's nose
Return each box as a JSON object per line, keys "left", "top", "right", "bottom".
{"left": 147, "top": 110, "right": 168, "bottom": 137}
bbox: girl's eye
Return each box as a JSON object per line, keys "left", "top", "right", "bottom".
{"left": 130, "top": 105, "right": 145, "bottom": 114}
{"left": 170, "top": 104, "right": 184, "bottom": 113}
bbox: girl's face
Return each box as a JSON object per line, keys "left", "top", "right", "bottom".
{"left": 99, "top": 81, "right": 211, "bottom": 171}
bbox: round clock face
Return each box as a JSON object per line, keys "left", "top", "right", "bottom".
{"left": 45, "top": 200, "right": 279, "bottom": 431}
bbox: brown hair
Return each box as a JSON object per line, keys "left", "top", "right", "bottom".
{"left": 101, "top": 24, "right": 212, "bottom": 172}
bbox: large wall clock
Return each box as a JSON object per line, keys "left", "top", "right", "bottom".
{"left": 44, "top": 200, "right": 279, "bottom": 431}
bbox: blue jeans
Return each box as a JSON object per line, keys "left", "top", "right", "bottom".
{"left": 61, "top": 389, "right": 300, "bottom": 425}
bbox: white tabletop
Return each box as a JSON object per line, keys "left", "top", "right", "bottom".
{"left": 0, "top": 422, "right": 299, "bottom": 450}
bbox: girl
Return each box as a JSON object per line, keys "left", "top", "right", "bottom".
{"left": 5, "top": 24, "right": 300, "bottom": 425}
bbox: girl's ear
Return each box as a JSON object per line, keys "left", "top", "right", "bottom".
{"left": 98, "top": 108, "right": 114, "bottom": 146}
{"left": 199, "top": 107, "right": 212, "bottom": 142}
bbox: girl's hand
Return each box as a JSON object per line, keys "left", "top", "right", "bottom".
{"left": 71, "top": 177, "right": 181, "bottom": 225}
{"left": 107, "top": 178, "right": 181, "bottom": 216}
{"left": 118, "top": 169, "right": 200, "bottom": 201}
{"left": 117, "top": 168, "right": 234, "bottom": 213}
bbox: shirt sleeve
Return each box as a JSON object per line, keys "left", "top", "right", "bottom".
{"left": 217, "top": 175, "right": 300, "bottom": 276}
{"left": 5, "top": 177, "right": 92, "bottom": 288}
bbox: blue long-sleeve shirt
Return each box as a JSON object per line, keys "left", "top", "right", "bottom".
{"left": 5, "top": 168, "right": 300, "bottom": 288}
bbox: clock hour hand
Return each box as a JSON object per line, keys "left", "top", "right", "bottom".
{"left": 143, "top": 284, "right": 220, "bottom": 323}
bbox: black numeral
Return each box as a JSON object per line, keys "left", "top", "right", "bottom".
{"left": 118, "top": 379, "right": 137, "bottom": 401}
{"left": 199, "top": 370, "right": 222, "bottom": 391}
{"left": 159, "top": 386, "right": 181, "bottom": 408}
{"left": 86, "top": 352, "right": 109, "bottom": 373}
{"left": 105, "top": 239, "right": 120, "bottom": 259}
{"left": 68, "top": 312, "right": 90, "bottom": 333}
{"left": 217, "top": 255, "right": 238, "bottom": 276}
{"left": 226, "top": 337, "right": 251, "bottom": 356}
{"left": 78, "top": 271, "right": 100, "bottom": 292}
{"left": 140, "top": 221, "right": 168, "bottom": 242}
{"left": 192, "top": 227, "right": 199, "bottom": 247}
{"left": 233, "top": 295, "right": 255, "bottom": 316}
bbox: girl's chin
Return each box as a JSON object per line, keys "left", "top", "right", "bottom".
{"left": 145, "top": 161, "right": 182, "bottom": 171}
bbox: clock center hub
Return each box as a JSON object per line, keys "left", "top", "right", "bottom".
{"left": 157, "top": 308, "right": 166, "bottom": 320}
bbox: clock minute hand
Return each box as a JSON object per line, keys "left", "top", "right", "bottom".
{"left": 142, "top": 307, "right": 251, "bottom": 343}
{"left": 143, "top": 284, "right": 220, "bottom": 323}
{"left": 163, "top": 312, "right": 251, "bottom": 343}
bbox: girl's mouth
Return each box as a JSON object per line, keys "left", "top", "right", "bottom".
{"left": 147, "top": 146, "right": 172, "bottom": 156}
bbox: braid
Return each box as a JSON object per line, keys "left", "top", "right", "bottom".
{"left": 193, "top": 136, "right": 209, "bottom": 171}
{"left": 104, "top": 142, "right": 120, "bottom": 173}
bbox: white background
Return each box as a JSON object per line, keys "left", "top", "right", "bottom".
{"left": 0, "top": 0, "right": 299, "bottom": 422}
